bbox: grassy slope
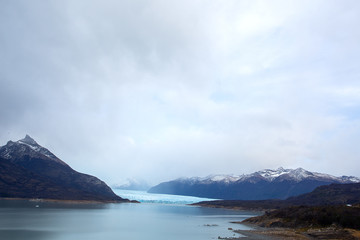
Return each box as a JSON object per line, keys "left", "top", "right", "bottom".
{"left": 244, "top": 205, "right": 360, "bottom": 230}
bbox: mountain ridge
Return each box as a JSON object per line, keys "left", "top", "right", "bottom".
{"left": 173, "top": 167, "right": 359, "bottom": 184}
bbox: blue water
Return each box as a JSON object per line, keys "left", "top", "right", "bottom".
{"left": 0, "top": 191, "right": 260, "bottom": 240}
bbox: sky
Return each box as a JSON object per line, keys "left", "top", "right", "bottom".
{"left": 1, "top": 0, "right": 360, "bottom": 185}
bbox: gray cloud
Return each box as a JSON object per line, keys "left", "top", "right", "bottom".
{"left": 1, "top": 0, "right": 360, "bottom": 184}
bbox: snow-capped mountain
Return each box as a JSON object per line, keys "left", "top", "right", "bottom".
{"left": 148, "top": 168, "right": 360, "bottom": 200}
{"left": 253, "top": 167, "right": 359, "bottom": 183}
{"left": 178, "top": 174, "right": 243, "bottom": 184}
{"left": 0, "top": 134, "right": 67, "bottom": 166}
{"left": 174, "top": 167, "right": 359, "bottom": 184}
{"left": 17, "top": 134, "right": 58, "bottom": 159}
{"left": 112, "top": 178, "right": 151, "bottom": 191}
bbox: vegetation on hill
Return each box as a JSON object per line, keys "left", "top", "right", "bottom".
{"left": 194, "top": 182, "right": 360, "bottom": 210}
{"left": 244, "top": 205, "right": 360, "bottom": 230}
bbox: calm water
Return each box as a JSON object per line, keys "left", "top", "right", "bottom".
{"left": 0, "top": 191, "right": 260, "bottom": 240}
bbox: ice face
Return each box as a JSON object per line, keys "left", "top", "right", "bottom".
{"left": 113, "top": 189, "right": 218, "bottom": 204}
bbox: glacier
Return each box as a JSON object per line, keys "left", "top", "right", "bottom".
{"left": 113, "top": 189, "right": 218, "bottom": 204}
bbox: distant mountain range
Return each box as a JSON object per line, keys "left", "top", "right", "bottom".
{"left": 112, "top": 178, "right": 151, "bottom": 191}
{"left": 0, "top": 135, "right": 129, "bottom": 202}
{"left": 148, "top": 167, "right": 359, "bottom": 200}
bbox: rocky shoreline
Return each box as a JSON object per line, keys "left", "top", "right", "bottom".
{"left": 228, "top": 204, "right": 360, "bottom": 239}
{"left": 234, "top": 225, "right": 360, "bottom": 239}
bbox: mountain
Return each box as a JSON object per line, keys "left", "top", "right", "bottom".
{"left": 0, "top": 135, "right": 128, "bottom": 202}
{"left": 148, "top": 167, "right": 359, "bottom": 200}
{"left": 112, "top": 178, "right": 151, "bottom": 191}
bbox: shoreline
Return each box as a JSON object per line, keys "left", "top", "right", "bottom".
{"left": 235, "top": 228, "right": 360, "bottom": 240}
{"left": 233, "top": 222, "right": 360, "bottom": 239}
{"left": 194, "top": 204, "right": 360, "bottom": 239}
{"left": 0, "top": 197, "right": 138, "bottom": 204}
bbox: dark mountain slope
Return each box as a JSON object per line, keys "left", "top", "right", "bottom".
{"left": 243, "top": 205, "right": 360, "bottom": 230}
{"left": 287, "top": 182, "right": 360, "bottom": 206}
{"left": 194, "top": 182, "right": 360, "bottom": 210}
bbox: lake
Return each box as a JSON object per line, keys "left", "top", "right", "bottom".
{"left": 0, "top": 190, "right": 260, "bottom": 240}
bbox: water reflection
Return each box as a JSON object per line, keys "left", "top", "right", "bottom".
{"left": 0, "top": 199, "right": 110, "bottom": 209}
{"left": 0, "top": 230, "right": 55, "bottom": 240}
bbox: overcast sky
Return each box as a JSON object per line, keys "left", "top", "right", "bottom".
{"left": 1, "top": 0, "right": 360, "bottom": 185}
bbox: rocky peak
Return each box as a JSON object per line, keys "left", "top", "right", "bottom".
{"left": 18, "top": 134, "right": 38, "bottom": 146}
{"left": 0, "top": 135, "right": 67, "bottom": 166}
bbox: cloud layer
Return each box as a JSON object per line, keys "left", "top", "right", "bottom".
{"left": 1, "top": 0, "right": 360, "bottom": 184}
